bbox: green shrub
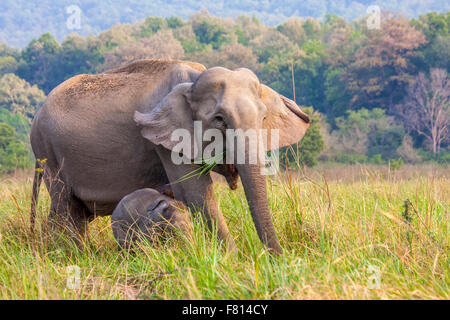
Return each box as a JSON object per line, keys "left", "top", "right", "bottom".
{"left": 367, "top": 126, "right": 405, "bottom": 160}
{"left": 390, "top": 158, "right": 405, "bottom": 170}
{"left": 368, "top": 154, "right": 385, "bottom": 165}
{"left": 335, "top": 153, "right": 368, "bottom": 164}
{"left": 418, "top": 149, "right": 450, "bottom": 164}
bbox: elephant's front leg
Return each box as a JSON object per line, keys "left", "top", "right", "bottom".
{"left": 156, "top": 147, "right": 236, "bottom": 252}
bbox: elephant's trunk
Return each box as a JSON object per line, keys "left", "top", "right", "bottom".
{"left": 236, "top": 162, "right": 282, "bottom": 255}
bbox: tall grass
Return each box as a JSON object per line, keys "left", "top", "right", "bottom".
{"left": 0, "top": 165, "right": 448, "bottom": 299}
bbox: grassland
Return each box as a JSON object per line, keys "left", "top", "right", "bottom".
{"left": 0, "top": 164, "right": 448, "bottom": 299}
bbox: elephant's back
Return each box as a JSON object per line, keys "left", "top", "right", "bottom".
{"left": 105, "top": 59, "right": 205, "bottom": 76}
{"left": 38, "top": 69, "right": 152, "bottom": 152}
{"left": 46, "top": 59, "right": 206, "bottom": 116}
{"left": 39, "top": 59, "right": 206, "bottom": 140}
{"left": 48, "top": 62, "right": 168, "bottom": 115}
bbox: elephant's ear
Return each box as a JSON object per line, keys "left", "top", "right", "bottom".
{"left": 134, "top": 83, "right": 196, "bottom": 159}
{"left": 260, "top": 84, "right": 310, "bottom": 150}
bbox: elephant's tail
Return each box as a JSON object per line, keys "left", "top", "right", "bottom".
{"left": 30, "top": 161, "right": 43, "bottom": 234}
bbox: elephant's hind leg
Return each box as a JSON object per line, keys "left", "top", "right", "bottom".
{"left": 45, "top": 173, "right": 90, "bottom": 246}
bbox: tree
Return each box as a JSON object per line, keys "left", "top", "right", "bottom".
{"left": 191, "top": 12, "right": 233, "bottom": 50}
{"left": 98, "top": 24, "right": 136, "bottom": 52}
{"left": 17, "top": 33, "right": 61, "bottom": 94}
{"left": 0, "top": 108, "right": 30, "bottom": 137}
{"left": 189, "top": 42, "right": 261, "bottom": 72}
{"left": 139, "top": 17, "right": 167, "bottom": 37}
{"left": 234, "top": 15, "right": 265, "bottom": 46}
{"left": 321, "top": 15, "right": 363, "bottom": 121}
{"left": 0, "top": 73, "right": 46, "bottom": 122}
{"left": 396, "top": 135, "right": 422, "bottom": 163}
{"left": 250, "top": 28, "right": 298, "bottom": 63}
{"left": 367, "top": 125, "right": 405, "bottom": 160}
{"left": 302, "top": 17, "right": 322, "bottom": 40}
{"left": 323, "top": 67, "right": 353, "bottom": 120}
{"left": 0, "top": 56, "right": 18, "bottom": 75}
{"left": 166, "top": 17, "right": 185, "bottom": 29}
{"left": 343, "top": 13, "right": 426, "bottom": 111}
{"left": 411, "top": 12, "right": 450, "bottom": 72}
{"left": 58, "top": 34, "right": 103, "bottom": 80}
{"left": 260, "top": 39, "right": 326, "bottom": 113}
{"left": 277, "top": 17, "right": 307, "bottom": 45}
{"left": 423, "top": 35, "right": 450, "bottom": 71}
{"left": 100, "top": 30, "right": 184, "bottom": 71}
{"left": 0, "top": 43, "right": 20, "bottom": 59}
{"left": 411, "top": 12, "right": 449, "bottom": 41}
{"left": 396, "top": 68, "right": 449, "bottom": 154}
{"left": 0, "top": 122, "right": 31, "bottom": 173}
{"left": 172, "top": 24, "right": 211, "bottom": 54}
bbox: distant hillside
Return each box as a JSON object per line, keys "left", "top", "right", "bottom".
{"left": 1, "top": 0, "right": 449, "bottom": 47}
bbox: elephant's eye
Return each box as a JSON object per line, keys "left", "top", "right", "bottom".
{"left": 213, "top": 115, "right": 227, "bottom": 130}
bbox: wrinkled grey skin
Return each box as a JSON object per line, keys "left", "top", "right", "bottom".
{"left": 111, "top": 188, "right": 192, "bottom": 249}
{"left": 30, "top": 59, "right": 310, "bottom": 255}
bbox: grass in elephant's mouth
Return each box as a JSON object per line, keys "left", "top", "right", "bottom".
{"left": 174, "top": 151, "right": 225, "bottom": 184}
{"left": 0, "top": 164, "right": 448, "bottom": 299}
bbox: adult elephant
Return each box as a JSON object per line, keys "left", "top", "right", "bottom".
{"left": 30, "top": 59, "right": 310, "bottom": 254}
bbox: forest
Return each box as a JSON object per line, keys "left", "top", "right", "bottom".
{"left": 0, "top": 10, "right": 449, "bottom": 173}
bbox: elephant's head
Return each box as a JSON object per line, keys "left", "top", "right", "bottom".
{"left": 145, "top": 198, "right": 192, "bottom": 239}
{"left": 135, "top": 67, "right": 310, "bottom": 254}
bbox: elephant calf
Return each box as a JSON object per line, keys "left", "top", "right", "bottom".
{"left": 111, "top": 188, "right": 192, "bottom": 249}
